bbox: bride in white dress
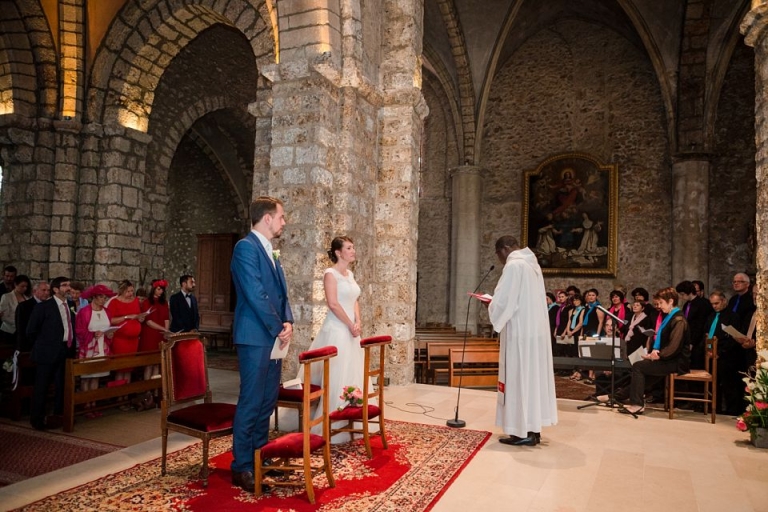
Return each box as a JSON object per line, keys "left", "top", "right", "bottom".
{"left": 304, "top": 236, "right": 367, "bottom": 443}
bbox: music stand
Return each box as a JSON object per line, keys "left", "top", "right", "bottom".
{"left": 577, "top": 306, "right": 637, "bottom": 418}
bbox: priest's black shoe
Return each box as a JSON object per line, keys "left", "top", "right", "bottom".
{"left": 499, "top": 432, "right": 540, "bottom": 446}
{"left": 232, "top": 470, "right": 256, "bottom": 492}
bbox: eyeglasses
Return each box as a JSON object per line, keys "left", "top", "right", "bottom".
{"left": 732, "top": 280, "right": 748, "bottom": 284}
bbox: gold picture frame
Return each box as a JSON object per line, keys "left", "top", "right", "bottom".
{"left": 521, "top": 153, "right": 618, "bottom": 276}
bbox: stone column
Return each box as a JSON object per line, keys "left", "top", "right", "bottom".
{"left": 48, "top": 120, "right": 83, "bottom": 278}
{"left": 742, "top": 2, "right": 768, "bottom": 356}
{"left": 260, "top": 61, "right": 343, "bottom": 379}
{"left": 90, "top": 124, "right": 152, "bottom": 284}
{"left": 671, "top": 157, "right": 709, "bottom": 285}
{"left": 450, "top": 165, "right": 486, "bottom": 334}
{"left": 0, "top": 117, "right": 55, "bottom": 279}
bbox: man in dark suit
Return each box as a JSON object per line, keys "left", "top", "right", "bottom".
{"left": 169, "top": 275, "right": 199, "bottom": 332}
{"left": 15, "top": 281, "right": 51, "bottom": 352}
{"left": 727, "top": 273, "right": 756, "bottom": 334}
{"left": 26, "top": 277, "right": 76, "bottom": 430}
{"left": 0, "top": 265, "right": 17, "bottom": 296}
{"left": 706, "top": 291, "right": 743, "bottom": 416}
{"left": 229, "top": 197, "right": 294, "bottom": 492}
{"left": 675, "top": 281, "right": 713, "bottom": 369}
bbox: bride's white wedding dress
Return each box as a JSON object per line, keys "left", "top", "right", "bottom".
{"left": 304, "top": 267, "right": 368, "bottom": 443}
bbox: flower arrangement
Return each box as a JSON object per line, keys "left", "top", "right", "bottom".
{"left": 338, "top": 385, "right": 364, "bottom": 411}
{"left": 736, "top": 350, "right": 768, "bottom": 437}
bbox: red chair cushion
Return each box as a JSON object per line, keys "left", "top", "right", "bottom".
{"left": 299, "top": 346, "right": 337, "bottom": 361}
{"left": 360, "top": 335, "right": 392, "bottom": 347}
{"left": 260, "top": 433, "right": 326, "bottom": 459}
{"left": 172, "top": 338, "right": 207, "bottom": 400}
{"left": 167, "top": 403, "right": 236, "bottom": 432}
{"left": 278, "top": 384, "right": 321, "bottom": 402}
{"left": 329, "top": 404, "right": 381, "bottom": 421}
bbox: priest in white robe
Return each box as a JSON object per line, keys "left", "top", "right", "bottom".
{"left": 488, "top": 236, "right": 558, "bottom": 446}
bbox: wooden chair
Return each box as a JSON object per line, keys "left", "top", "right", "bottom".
{"left": 667, "top": 336, "right": 718, "bottom": 423}
{"left": 273, "top": 382, "right": 321, "bottom": 432}
{"left": 328, "top": 335, "right": 392, "bottom": 458}
{"left": 255, "top": 346, "right": 337, "bottom": 504}
{"left": 160, "top": 333, "right": 236, "bottom": 487}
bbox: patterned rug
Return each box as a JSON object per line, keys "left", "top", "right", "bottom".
{"left": 554, "top": 375, "right": 595, "bottom": 401}
{"left": 17, "top": 420, "right": 490, "bottom": 511}
{"left": 205, "top": 349, "right": 239, "bottom": 372}
{"left": 0, "top": 423, "right": 122, "bottom": 486}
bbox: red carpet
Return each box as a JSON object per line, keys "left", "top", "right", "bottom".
{"left": 17, "top": 420, "right": 490, "bottom": 511}
{"left": 0, "top": 423, "right": 122, "bottom": 486}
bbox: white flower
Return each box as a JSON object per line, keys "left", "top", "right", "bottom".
{"left": 2, "top": 359, "right": 13, "bottom": 373}
{"left": 761, "top": 361, "right": 768, "bottom": 371}
{"left": 272, "top": 250, "right": 280, "bottom": 260}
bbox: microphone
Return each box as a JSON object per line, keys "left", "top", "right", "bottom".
{"left": 447, "top": 264, "right": 496, "bottom": 429}
{"left": 597, "top": 304, "right": 628, "bottom": 325}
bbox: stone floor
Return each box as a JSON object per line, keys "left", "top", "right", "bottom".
{"left": 1, "top": 369, "right": 767, "bottom": 512}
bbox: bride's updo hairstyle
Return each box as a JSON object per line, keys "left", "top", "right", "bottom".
{"left": 327, "top": 236, "right": 354, "bottom": 263}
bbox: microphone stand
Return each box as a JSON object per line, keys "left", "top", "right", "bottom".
{"left": 577, "top": 305, "right": 637, "bottom": 418}
{"left": 447, "top": 265, "right": 495, "bottom": 428}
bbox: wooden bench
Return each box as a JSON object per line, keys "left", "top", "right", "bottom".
{"left": 426, "top": 339, "right": 498, "bottom": 385}
{"left": 63, "top": 350, "right": 162, "bottom": 432}
{"left": 449, "top": 347, "right": 500, "bottom": 388}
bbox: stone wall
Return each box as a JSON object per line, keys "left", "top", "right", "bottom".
{"left": 709, "top": 42, "right": 756, "bottom": 292}
{"left": 479, "top": 19, "right": 671, "bottom": 301}
{"left": 164, "top": 136, "right": 244, "bottom": 292}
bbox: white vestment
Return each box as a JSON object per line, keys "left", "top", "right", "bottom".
{"left": 488, "top": 247, "right": 558, "bottom": 437}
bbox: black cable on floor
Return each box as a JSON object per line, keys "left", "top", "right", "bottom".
{"left": 384, "top": 401, "right": 452, "bottom": 421}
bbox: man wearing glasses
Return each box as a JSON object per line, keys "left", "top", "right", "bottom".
{"left": 727, "top": 273, "right": 755, "bottom": 334}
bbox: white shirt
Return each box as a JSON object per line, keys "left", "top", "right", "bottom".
{"left": 252, "top": 229, "right": 275, "bottom": 268}
{"left": 54, "top": 296, "right": 71, "bottom": 343}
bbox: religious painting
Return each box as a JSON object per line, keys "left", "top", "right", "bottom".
{"left": 521, "top": 153, "right": 618, "bottom": 276}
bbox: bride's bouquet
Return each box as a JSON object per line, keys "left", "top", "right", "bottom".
{"left": 338, "top": 385, "right": 364, "bottom": 411}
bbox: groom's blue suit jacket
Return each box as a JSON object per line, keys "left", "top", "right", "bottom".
{"left": 230, "top": 232, "right": 293, "bottom": 346}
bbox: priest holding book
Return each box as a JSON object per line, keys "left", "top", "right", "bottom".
{"left": 488, "top": 236, "right": 558, "bottom": 446}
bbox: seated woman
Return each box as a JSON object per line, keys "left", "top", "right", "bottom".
{"left": 599, "top": 287, "right": 690, "bottom": 414}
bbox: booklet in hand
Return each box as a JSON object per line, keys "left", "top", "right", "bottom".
{"left": 281, "top": 378, "right": 302, "bottom": 390}
{"left": 721, "top": 324, "right": 746, "bottom": 339}
{"left": 641, "top": 328, "right": 656, "bottom": 337}
{"left": 270, "top": 337, "right": 290, "bottom": 359}
{"left": 467, "top": 292, "right": 493, "bottom": 304}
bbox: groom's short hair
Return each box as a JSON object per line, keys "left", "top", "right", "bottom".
{"left": 250, "top": 196, "right": 283, "bottom": 226}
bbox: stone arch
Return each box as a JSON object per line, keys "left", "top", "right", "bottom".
{"left": 435, "top": 0, "right": 476, "bottom": 164}
{"left": 423, "top": 44, "right": 463, "bottom": 164}
{"left": 704, "top": 1, "right": 753, "bottom": 150}
{"left": 0, "top": 0, "right": 58, "bottom": 118}
{"left": 155, "top": 97, "right": 250, "bottom": 212}
{"left": 86, "top": 0, "right": 277, "bottom": 130}
{"left": 475, "top": 0, "right": 677, "bottom": 159}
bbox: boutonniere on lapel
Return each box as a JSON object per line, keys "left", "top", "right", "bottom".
{"left": 272, "top": 250, "right": 280, "bottom": 261}
{"left": 69, "top": 305, "right": 76, "bottom": 315}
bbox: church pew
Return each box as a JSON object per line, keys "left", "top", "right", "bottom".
{"left": 448, "top": 348, "right": 500, "bottom": 388}
{"left": 426, "top": 340, "right": 499, "bottom": 384}
{"left": 63, "top": 350, "right": 161, "bottom": 432}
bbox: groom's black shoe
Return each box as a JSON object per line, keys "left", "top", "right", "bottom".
{"left": 232, "top": 470, "right": 256, "bottom": 492}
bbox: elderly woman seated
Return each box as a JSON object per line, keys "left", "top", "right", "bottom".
{"left": 598, "top": 287, "right": 690, "bottom": 415}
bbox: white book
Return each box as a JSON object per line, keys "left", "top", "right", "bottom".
{"left": 721, "top": 324, "right": 746, "bottom": 339}
{"left": 628, "top": 346, "right": 647, "bottom": 366}
{"left": 281, "top": 378, "right": 302, "bottom": 389}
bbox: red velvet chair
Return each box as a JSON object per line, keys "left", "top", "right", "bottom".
{"left": 255, "top": 346, "right": 337, "bottom": 503}
{"left": 160, "top": 333, "right": 236, "bottom": 487}
{"left": 329, "top": 335, "right": 392, "bottom": 458}
{"left": 274, "top": 382, "right": 321, "bottom": 432}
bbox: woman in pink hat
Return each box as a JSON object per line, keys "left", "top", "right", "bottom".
{"left": 75, "top": 284, "right": 116, "bottom": 418}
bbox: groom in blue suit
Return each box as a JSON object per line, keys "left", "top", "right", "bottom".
{"left": 230, "top": 196, "right": 294, "bottom": 492}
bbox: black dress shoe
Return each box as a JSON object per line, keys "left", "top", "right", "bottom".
{"left": 499, "top": 432, "right": 541, "bottom": 446}
{"left": 232, "top": 470, "right": 256, "bottom": 493}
